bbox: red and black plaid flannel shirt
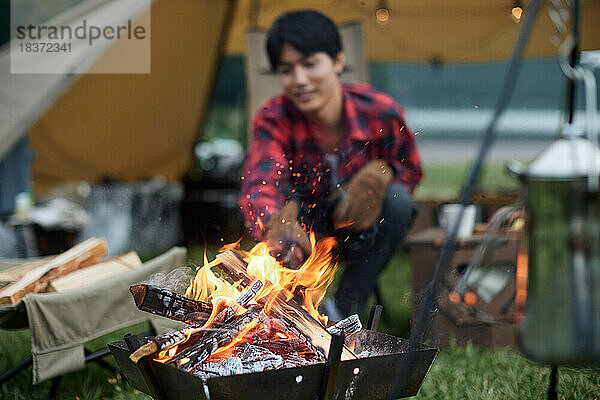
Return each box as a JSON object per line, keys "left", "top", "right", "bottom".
{"left": 239, "top": 82, "right": 423, "bottom": 240}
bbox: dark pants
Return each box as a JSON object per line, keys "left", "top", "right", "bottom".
{"left": 333, "top": 183, "right": 417, "bottom": 317}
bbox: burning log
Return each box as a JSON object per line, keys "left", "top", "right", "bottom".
{"left": 187, "top": 310, "right": 327, "bottom": 378}
{"left": 215, "top": 251, "right": 253, "bottom": 286}
{"left": 215, "top": 250, "right": 356, "bottom": 361}
{"left": 130, "top": 284, "right": 213, "bottom": 325}
{"left": 129, "top": 280, "right": 264, "bottom": 363}
{"left": 326, "top": 314, "right": 362, "bottom": 336}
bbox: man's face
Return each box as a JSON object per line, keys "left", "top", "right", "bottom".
{"left": 276, "top": 42, "right": 344, "bottom": 115}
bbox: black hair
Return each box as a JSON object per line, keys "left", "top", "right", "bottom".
{"left": 266, "top": 10, "right": 342, "bottom": 71}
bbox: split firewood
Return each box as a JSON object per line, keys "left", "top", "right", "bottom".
{"left": 129, "top": 280, "right": 264, "bottom": 363}
{"left": 326, "top": 314, "right": 362, "bottom": 336}
{"left": 0, "top": 238, "right": 107, "bottom": 305}
{"left": 215, "top": 250, "right": 356, "bottom": 361}
{"left": 0, "top": 259, "right": 49, "bottom": 284}
{"left": 130, "top": 284, "right": 213, "bottom": 325}
{"left": 48, "top": 252, "right": 141, "bottom": 292}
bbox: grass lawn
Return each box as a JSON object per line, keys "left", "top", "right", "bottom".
{"left": 1, "top": 162, "right": 599, "bottom": 399}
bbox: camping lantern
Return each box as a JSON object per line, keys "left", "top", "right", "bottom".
{"left": 507, "top": 124, "right": 600, "bottom": 366}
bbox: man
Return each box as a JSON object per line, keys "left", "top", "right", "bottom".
{"left": 238, "top": 10, "right": 422, "bottom": 319}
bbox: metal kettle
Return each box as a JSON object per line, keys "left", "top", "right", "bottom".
{"left": 507, "top": 128, "right": 600, "bottom": 366}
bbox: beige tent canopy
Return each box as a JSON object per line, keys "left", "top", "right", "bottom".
{"left": 27, "top": 0, "right": 235, "bottom": 194}
{"left": 226, "top": 0, "right": 600, "bottom": 63}
{"left": 1, "top": 0, "right": 599, "bottom": 194}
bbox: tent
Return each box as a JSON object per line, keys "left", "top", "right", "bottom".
{"left": 0, "top": 0, "right": 599, "bottom": 195}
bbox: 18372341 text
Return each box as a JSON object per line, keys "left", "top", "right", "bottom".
{"left": 18, "top": 42, "right": 72, "bottom": 53}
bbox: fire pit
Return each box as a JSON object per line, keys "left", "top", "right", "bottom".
{"left": 109, "top": 238, "right": 438, "bottom": 399}
{"left": 110, "top": 328, "right": 436, "bottom": 400}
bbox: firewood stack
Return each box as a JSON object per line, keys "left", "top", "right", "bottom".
{"left": 0, "top": 238, "right": 142, "bottom": 304}
{"left": 129, "top": 249, "right": 363, "bottom": 378}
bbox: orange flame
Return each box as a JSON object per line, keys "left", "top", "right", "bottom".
{"left": 171, "top": 233, "right": 340, "bottom": 364}
{"left": 185, "top": 250, "right": 242, "bottom": 302}
{"left": 155, "top": 345, "right": 179, "bottom": 363}
{"left": 234, "top": 233, "right": 338, "bottom": 326}
{"left": 348, "top": 340, "right": 356, "bottom": 352}
{"left": 187, "top": 233, "right": 338, "bottom": 326}
{"left": 205, "top": 317, "right": 260, "bottom": 361}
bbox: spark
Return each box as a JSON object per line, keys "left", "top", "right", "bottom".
{"left": 474, "top": 105, "right": 479, "bottom": 109}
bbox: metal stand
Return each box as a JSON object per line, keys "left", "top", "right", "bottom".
{"left": 47, "top": 376, "right": 61, "bottom": 400}
{"left": 547, "top": 366, "right": 558, "bottom": 400}
{"left": 124, "top": 333, "right": 169, "bottom": 400}
{"left": 319, "top": 333, "right": 345, "bottom": 400}
{"left": 0, "top": 356, "right": 33, "bottom": 384}
{"left": 367, "top": 304, "right": 383, "bottom": 331}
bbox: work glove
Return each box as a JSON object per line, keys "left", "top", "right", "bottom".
{"left": 264, "top": 200, "right": 311, "bottom": 269}
{"left": 333, "top": 159, "right": 393, "bottom": 232}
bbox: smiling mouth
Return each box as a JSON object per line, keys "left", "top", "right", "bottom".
{"left": 294, "top": 91, "right": 316, "bottom": 102}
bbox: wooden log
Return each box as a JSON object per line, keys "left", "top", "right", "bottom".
{"left": 129, "top": 279, "right": 264, "bottom": 363}
{"left": 129, "top": 284, "right": 213, "bottom": 325}
{"left": 0, "top": 259, "right": 49, "bottom": 283}
{"left": 0, "top": 238, "right": 107, "bottom": 305}
{"left": 215, "top": 250, "right": 356, "bottom": 361}
{"left": 48, "top": 252, "right": 141, "bottom": 292}
{"left": 326, "top": 314, "right": 362, "bottom": 336}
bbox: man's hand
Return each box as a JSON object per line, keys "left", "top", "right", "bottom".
{"left": 264, "top": 200, "right": 311, "bottom": 269}
{"left": 333, "top": 159, "right": 393, "bottom": 231}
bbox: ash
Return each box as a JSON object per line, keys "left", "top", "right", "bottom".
{"left": 192, "top": 344, "right": 285, "bottom": 379}
{"left": 189, "top": 315, "right": 324, "bottom": 378}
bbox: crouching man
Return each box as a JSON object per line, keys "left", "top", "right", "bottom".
{"left": 239, "top": 10, "right": 423, "bottom": 319}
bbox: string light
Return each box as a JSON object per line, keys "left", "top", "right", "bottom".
{"left": 511, "top": 0, "right": 523, "bottom": 22}
{"left": 375, "top": 0, "right": 390, "bottom": 25}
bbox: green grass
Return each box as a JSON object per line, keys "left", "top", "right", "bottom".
{"left": 414, "top": 162, "right": 520, "bottom": 200}
{"left": 2, "top": 162, "right": 598, "bottom": 399}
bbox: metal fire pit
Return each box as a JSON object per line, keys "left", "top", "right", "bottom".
{"left": 109, "top": 329, "right": 437, "bottom": 400}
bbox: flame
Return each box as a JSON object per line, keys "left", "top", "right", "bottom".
{"left": 232, "top": 233, "right": 338, "bottom": 326}
{"left": 188, "top": 234, "right": 339, "bottom": 325}
{"left": 185, "top": 250, "right": 242, "bottom": 302}
{"left": 155, "top": 345, "right": 179, "bottom": 363}
{"left": 171, "top": 233, "right": 339, "bottom": 366}
{"left": 348, "top": 340, "right": 356, "bottom": 352}
{"left": 205, "top": 317, "right": 260, "bottom": 361}
{"left": 179, "top": 357, "right": 191, "bottom": 366}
